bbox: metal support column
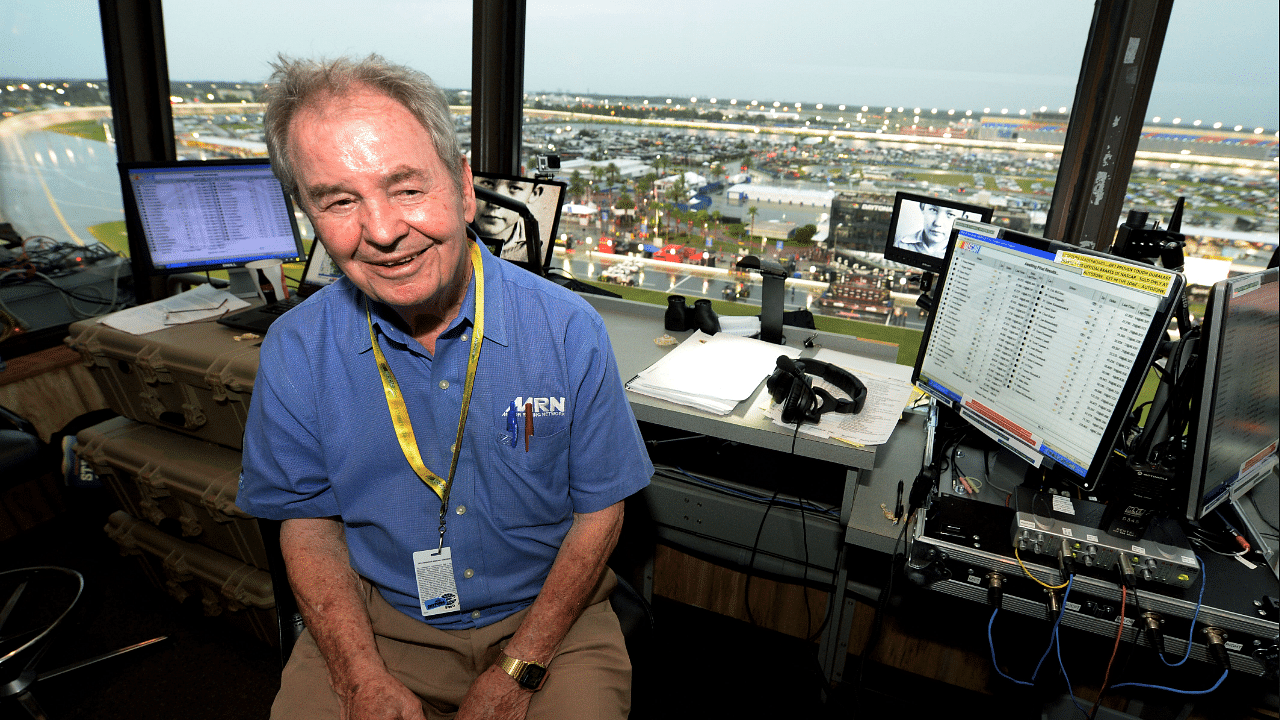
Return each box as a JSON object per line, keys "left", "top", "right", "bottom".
{"left": 1044, "top": 0, "right": 1174, "bottom": 250}
{"left": 471, "top": 0, "right": 525, "bottom": 176}
{"left": 99, "top": 0, "right": 175, "bottom": 303}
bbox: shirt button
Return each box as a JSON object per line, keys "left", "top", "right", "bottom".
{"left": 438, "top": 380, "right": 450, "bottom": 390}
{"left": 461, "top": 334, "right": 469, "bottom": 342}
{"left": 455, "top": 505, "right": 467, "bottom": 515}
{"left": 463, "top": 568, "right": 475, "bottom": 579}
{"left": 471, "top": 610, "right": 482, "bottom": 620}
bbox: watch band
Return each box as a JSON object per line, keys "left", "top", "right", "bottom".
{"left": 497, "top": 653, "right": 548, "bottom": 691}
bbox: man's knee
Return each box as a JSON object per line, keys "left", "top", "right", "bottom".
{"left": 271, "top": 629, "right": 341, "bottom": 720}
{"left": 527, "top": 601, "right": 632, "bottom": 720}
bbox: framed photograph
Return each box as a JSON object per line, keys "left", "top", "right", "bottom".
{"left": 472, "top": 171, "right": 567, "bottom": 271}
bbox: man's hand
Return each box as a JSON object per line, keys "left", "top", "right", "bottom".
{"left": 456, "top": 665, "right": 533, "bottom": 720}
{"left": 339, "top": 672, "right": 427, "bottom": 720}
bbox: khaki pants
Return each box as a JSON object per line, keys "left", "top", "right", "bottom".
{"left": 272, "top": 571, "right": 630, "bottom": 720}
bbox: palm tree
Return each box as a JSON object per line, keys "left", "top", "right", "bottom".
{"left": 654, "top": 155, "right": 668, "bottom": 179}
{"left": 568, "top": 170, "right": 588, "bottom": 204}
{"left": 747, "top": 205, "right": 760, "bottom": 251}
{"left": 671, "top": 173, "right": 688, "bottom": 203}
{"left": 636, "top": 173, "right": 655, "bottom": 204}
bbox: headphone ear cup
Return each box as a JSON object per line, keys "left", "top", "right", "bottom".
{"left": 782, "top": 376, "right": 812, "bottom": 425}
{"left": 766, "top": 367, "right": 789, "bottom": 404}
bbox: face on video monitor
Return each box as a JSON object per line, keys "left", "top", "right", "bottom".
{"left": 883, "top": 192, "right": 992, "bottom": 274}
{"left": 472, "top": 172, "right": 565, "bottom": 270}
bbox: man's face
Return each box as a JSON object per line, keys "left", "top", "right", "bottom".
{"left": 289, "top": 87, "right": 476, "bottom": 317}
{"left": 920, "top": 204, "right": 965, "bottom": 246}
{"left": 474, "top": 178, "right": 536, "bottom": 238}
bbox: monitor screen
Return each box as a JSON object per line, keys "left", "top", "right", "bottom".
{"left": 883, "top": 192, "right": 993, "bottom": 273}
{"left": 119, "top": 159, "right": 304, "bottom": 274}
{"left": 472, "top": 171, "right": 566, "bottom": 271}
{"left": 300, "top": 240, "right": 344, "bottom": 290}
{"left": 912, "top": 220, "right": 1185, "bottom": 491}
{"left": 1186, "top": 268, "right": 1279, "bottom": 521}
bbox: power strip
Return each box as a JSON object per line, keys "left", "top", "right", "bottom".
{"left": 1012, "top": 507, "right": 1200, "bottom": 588}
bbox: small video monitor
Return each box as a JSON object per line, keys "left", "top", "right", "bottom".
{"left": 472, "top": 171, "right": 566, "bottom": 272}
{"left": 883, "top": 192, "right": 993, "bottom": 274}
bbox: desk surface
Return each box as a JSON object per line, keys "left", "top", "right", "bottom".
{"left": 584, "top": 294, "right": 902, "bottom": 472}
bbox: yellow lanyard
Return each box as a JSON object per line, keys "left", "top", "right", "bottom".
{"left": 366, "top": 241, "right": 485, "bottom": 547}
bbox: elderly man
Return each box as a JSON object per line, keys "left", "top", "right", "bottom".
{"left": 894, "top": 202, "right": 966, "bottom": 258}
{"left": 236, "top": 54, "right": 652, "bottom": 720}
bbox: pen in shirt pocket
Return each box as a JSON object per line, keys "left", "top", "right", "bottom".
{"left": 506, "top": 400, "right": 518, "bottom": 448}
{"left": 524, "top": 402, "right": 533, "bottom": 452}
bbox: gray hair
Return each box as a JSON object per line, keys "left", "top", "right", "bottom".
{"left": 261, "top": 54, "right": 464, "bottom": 203}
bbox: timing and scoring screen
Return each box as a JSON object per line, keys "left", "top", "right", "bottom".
{"left": 914, "top": 220, "right": 1183, "bottom": 489}
{"left": 126, "top": 161, "right": 303, "bottom": 272}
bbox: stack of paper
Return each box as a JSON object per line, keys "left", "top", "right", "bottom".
{"left": 626, "top": 331, "right": 799, "bottom": 414}
{"left": 100, "top": 284, "right": 250, "bottom": 335}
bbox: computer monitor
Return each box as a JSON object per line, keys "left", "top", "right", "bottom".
{"left": 471, "top": 171, "right": 566, "bottom": 273}
{"left": 1185, "top": 268, "right": 1279, "bottom": 521}
{"left": 119, "top": 159, "right": 305, "bottom": 285}
{"left": 883, "top": 192, "right": 993, "bottom": 274}
{"left": 912, "top": 220, "right": 1186, "bottom": 492}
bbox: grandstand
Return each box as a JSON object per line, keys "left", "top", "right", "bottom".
{"left": 978, "top": 116, "right": 1277, "bottom": 161}
{"left": 725, "top": 184, "right": 836, "bottom": 207}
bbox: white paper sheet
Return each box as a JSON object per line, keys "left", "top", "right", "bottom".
{"left": 99, "top": 284, "right": 250, "bottom": 335}
{"left": 764, "top": 347, "right": 915, "bottom": 446}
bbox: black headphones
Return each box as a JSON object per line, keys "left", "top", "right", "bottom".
{"left": 766, "top": 355, "right": 867, "bottom": 426}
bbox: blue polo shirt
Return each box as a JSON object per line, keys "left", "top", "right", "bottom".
{"left": 237, "top": 241, "right": 653, "bottom": 629}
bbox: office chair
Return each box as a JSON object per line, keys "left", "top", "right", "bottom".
{"left": 1, "top": 407, "right": 167, "bottom": 719}
{"left": 0, "top": 566, "right": 167, "bottom": 719}
{"left": 257, "top": 518, "right": 654, "bottom": 671}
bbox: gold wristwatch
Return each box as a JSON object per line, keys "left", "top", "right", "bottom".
{"left": 497, "top": 653, "right": 548, "bottom": 691}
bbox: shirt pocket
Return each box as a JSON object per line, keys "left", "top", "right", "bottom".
{"left": 485, "top": 413, "right": 572, "bottom": 526}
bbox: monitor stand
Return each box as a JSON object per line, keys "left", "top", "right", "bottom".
{"left": 225, "top": 267, "right": 259, "bottom": 300}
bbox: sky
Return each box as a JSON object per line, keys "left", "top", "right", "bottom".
{"left": 3, "top": 0, "right": 1277, "bottom": 130}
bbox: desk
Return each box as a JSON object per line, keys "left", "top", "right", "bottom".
{"left": 584, "top": 295, "right": 929, "bottom": 683}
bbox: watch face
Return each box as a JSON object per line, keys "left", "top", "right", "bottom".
{"left": 519, "top": 664, "right": 547, "bottom": 689}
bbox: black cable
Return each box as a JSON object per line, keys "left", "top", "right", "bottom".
{"left": 854, "top": 514, "right": 911, "bottom": 702}
{"left": 743, "top": 490, "right": 781, "bottom": 626}
{"left": 798, "top": 494, "right": 814, "bottom": 640}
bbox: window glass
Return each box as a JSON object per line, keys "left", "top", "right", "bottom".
{"left": 162, "top": 1, "right": 473, "bottom": 252}
{"left": 1123, "top": 0, "right": 1279, "bottom": 285}
{"left": 525, "top": 0, "right": 1094, "bottom": 329}
{"left": 0, "top": 1, "right": 118, "bottom": 260}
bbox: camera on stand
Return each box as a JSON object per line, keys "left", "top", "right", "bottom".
{"left": 534, "top": 154, "right": 561, "bottom": 180}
